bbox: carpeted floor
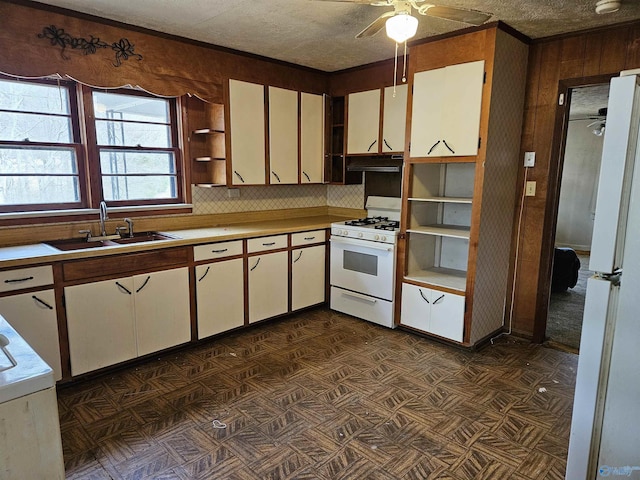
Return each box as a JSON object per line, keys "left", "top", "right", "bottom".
{"left": 546, "top": 255, "right": 591, "bottom": 351}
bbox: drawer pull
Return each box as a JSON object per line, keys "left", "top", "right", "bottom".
{"left": 419, "top": 289, "right": 430, "bottom": 303}
{"left": 433, "top": 294, "right": 445, "bottom": 305}
{"left": 136, "top": 276, "right": 151, "bottom": 293}
{"left": 442, "top": 139, "right": 455, "bottom": 154}
{"left": 303, "top": 171, "right": 311, "bottom": 182}
{"left": 342, "top": 291, "right": 377, "bottom": 304}
{"left": 4, "top": 276, "right": 34, "bottom": 284}
{"left": 32, "top": 295, "right": 53, "bottom": 310}
{"left": 262, "top": 242, "right": 276, "bottom": 247}
{"left": 198, "top": 266, "right": 210, "bottom": 282}
{"left": 250, "top": 258, "right": 261, "bottom": 271}
{"left": 116, "top": 281, "right": 132, "bottom": 295}
{"left": 383, "top": 139, "right": 392, "bottom": 150}
{"left": 234, "top": 170, "right": 245, "bottom": 183}
{"left": 293, "top": 251, "right": 303, "bottom": 263}
{"left": 272, "top": 171, "right": 281, "bottom": 183}
{"left": 211, "top": 248, "right": 228, "bottom": 254}
{"left": 367, "top": 139, "right": 377, "bottom": 152}
{"left": 304, "top": 236, "right": 316, "bottom": 241}
{"left": 427, "top": 140, "right": 440, "bottom": 155}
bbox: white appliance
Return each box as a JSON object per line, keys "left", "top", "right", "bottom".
{"left": 330, "top": 196, "right": 401, "bottom": 328}
{"left": 566, "top": 74, "right": 640, "bottom": 478}
{"left": 0, "top": 315, "right": 65, "bottom": 479}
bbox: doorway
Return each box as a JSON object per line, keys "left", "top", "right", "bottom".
{"left": 545, "top": 83, "right": 609, "bottom": 351}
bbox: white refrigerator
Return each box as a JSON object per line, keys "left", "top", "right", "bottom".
{"left": 566, "top": 74, "right": 640, "bottom": 478}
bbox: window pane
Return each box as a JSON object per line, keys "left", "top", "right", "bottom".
{"left": 99, "top": 150, "right": 175, "bottom": 174}
{"left": 102, "top": 175, "right": 177, "bottom": 201}
{"left": 0, "top": 112, "right": 73, "bottom": 143}
{"left": 0, "top": 147, "right": 78, "bottom": 174}
{"left": 95, "top": 120, "right": 170, "bottom": 147}
{"left": 93, "top": 92, "right": 170, "bottom": 123}
{"left": 0, "top": 176, "right": 79, "bottom": 205}
{"left": 0, "top": 79, "right": 70, "bottom": 114}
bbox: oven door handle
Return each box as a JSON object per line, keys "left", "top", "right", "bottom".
{"left": 329, "top": 237, "right": 393, "bottom": 252}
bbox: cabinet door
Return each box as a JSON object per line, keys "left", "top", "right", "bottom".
{"left": 347, "top": 89, "right": 381, "bottom": 154}
{"left": 65, "top": 278, "right": 136, "bottom": 376}
{"left": 300, "top": 92, "right": 324, "bottom": 183}
{"left": 400, "top": 282, "right": 431, "bottom": 331}
{"left": 134, "top": 268, "right": 191, "bottom": 357}
{"left": 269, "top": 86, "right": 299, "bottom": 184}
{"left": 292, "top": 245, "right": 326, "bottom": 311}
{"left": 0, "top": 290, "right": 62, "bottom": 380}
{"left": 429, "top": 291, "right": 465, "bottom": 342}
{"left": 382, "top": 85, "right": 407, "bottom": 153}
{"left": 229, "top": 79, "right": 266, "bottom": 185}
{"left": 440, "top": 60, "right": 485, "bottom": 157}
{"left": 248, "top": 251, "right": 288, "bottom": 323}
{"left": 410, "top": 68, "right": 445, "bottom": 158}
{"left": 196, "top": 259, "right": 244, "bottom": 338}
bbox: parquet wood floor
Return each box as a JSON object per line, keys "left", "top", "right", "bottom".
{"left": 58, "top": 308, "right": 578, "bottom": 479}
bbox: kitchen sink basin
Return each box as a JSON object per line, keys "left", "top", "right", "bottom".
{"left": 46, "top": 232, "right": 178, "bottom": 251}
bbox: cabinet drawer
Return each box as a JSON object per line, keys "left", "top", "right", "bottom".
{"left": 0, "top": 266, "right": 53, "bottom": 293}
{"left": 247, "top": 234, "right": 288, "bottom": 253}
{"left": 194, "top": 240, "right": 243, "bottom": 262}
{"left": 291, "top": 230, "right": 325, "bottom": 247}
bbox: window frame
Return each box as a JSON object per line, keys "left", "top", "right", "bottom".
{"left": 0, "top": 75, "right": 188, "bottom": 216}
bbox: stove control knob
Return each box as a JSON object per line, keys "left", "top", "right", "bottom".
{"left": 358, "top": 233, "right": 363, "bottom": 238}
{"left": 342, "top": 230, "right": 348, "bottom": 236}
{"left": 375, "top": 235, "right": 380, "bottom": 241}
{"left": 381, "top": 236, "right": 387, "bottom": 242}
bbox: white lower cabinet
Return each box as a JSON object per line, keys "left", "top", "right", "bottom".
{"left": 0, "top": 290, "right": 62, "bottom": 380}
{"left": 248, "top": 251, "right": 288, "bottom": 323}
{"left": 400, "top": 283, "right": 465, "bottom": 342}
{"left": 292, "top": 245, "right": 325, "bottom": 311}
{"left": 65, "top": 267, "right": 190, "bottom": 376}
{"left": 196, "top": 258, "right": 245, "bottom": 338}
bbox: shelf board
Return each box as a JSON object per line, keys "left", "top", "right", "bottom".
{"left": 408, "top": 196, "right": 473, "bottom": 204}
{"left": 405, "top": 267, "right": 467, "bottom": 292}
{"left": 193, "top": 128, "right": 224, "bottom": 135}
{"left": 194, "top": 183, "right": 226, "bottom": 188}
{"left": 407, "top": 224, "right": 470, "bottom": 239}
{"left": 194, "top": 157, "right": 226, "bottom": 162}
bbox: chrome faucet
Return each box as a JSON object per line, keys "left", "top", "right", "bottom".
{"left": 99, "top": 201, "right": 108, "bottom": 237}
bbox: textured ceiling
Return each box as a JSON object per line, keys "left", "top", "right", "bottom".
{"left": 34, "top": 0, "right": 640, "bottom": 72}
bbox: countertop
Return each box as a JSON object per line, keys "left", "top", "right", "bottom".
{"left": 0, "top": 215, "right": 348, "bottom": 269}
{"left": 0, "top": 316, "right": 54, "bottom": 403}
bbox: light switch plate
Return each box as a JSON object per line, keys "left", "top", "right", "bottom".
{"left": 524, "top": 152, "right": 536, "bottom": 167}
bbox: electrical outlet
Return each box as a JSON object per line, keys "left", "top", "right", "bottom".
{"left": 524, "top": 152, "right": 536, "bottom": 167}
{"left": 227, "top": 188, "right": 240, "bottom": 198}
{"left": 525, "top": 181, "right": 536, "bottom": 197}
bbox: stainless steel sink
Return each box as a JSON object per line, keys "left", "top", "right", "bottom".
{"left": 46, "top": 232, "right": 178, "bottom": 251}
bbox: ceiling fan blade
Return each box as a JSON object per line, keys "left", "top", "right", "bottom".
{"left": 418, "top": 5, "right": 492, "bottom": 26}
{"left": 356, "top": 11, "right": 395, "bottom": 38}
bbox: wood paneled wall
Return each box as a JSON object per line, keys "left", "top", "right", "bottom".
{"left": 511, "top": 21, "right": 640, "bottom": 340}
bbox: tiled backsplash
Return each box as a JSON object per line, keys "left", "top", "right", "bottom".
{"left": 193, "top": 183, "right": 365, "bottom": 215}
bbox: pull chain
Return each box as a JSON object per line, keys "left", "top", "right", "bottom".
{"left": 402, "top": 41, "right": 408, "bottom": 83}
{"left": 393, "top": 42, "right": 398, "bottom": 98}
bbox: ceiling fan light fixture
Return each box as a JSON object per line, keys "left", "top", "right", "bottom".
{"left": 595, "top": 0, "right": 621, "bottom": 14}
{"left": 385, "top": 13, "right": 418, "bottom": 43}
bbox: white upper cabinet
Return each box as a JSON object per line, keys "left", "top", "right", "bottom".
{"left": 410, "top": 60, "right": 485, "bottom": 158}
{"left": 382, "top": 84, "right": 408, "bottom": 153}
{"left": 300, "top": 92, "right": 325, "bottom": 183}
{"left": 268, "top": 86, "right": 299, "bottom": 184}
{"left": 229, "top": 79, "right": 266, "bottom": 185}
{"left": 347, "top": 89, "right": 381, "bottom": 154}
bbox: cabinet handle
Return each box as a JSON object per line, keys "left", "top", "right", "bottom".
{"left": 272, "top": 171, "right": 281, "bottom": 183}
{"left": 433, "top": 294, "right": 445, "bottom": 305}
{"left": 442, "top": 140, "right": 455, "bottom": 154}
{"left": 32, "top": 295, "right": 53, "bottom": 310}
{"left": 211, "top": 248, "right": 228, "bottom": 253}
{"left": 367, "top": 139, "right": 377, "bottom": 152}
{"left": 304, "top": 236, "right": 315, "bottom": 241}
{"left": 250, "top": 258, "right": 261, "bottom": 271}
{"left": 383, "top": 139, "right": 392, "bottom": 150}
{"left": 4, "top": 276, "right": 34, "bottom": 284}
{"left": 234, "top": 170, "right": 245, "bottom": 183}
{"left": 136, "top": 276, "right": 151, "bottom": 293}
{"left": 293, "top": 251, "right": 303, "bottom": 263}
{"left": 427, "top": 140, "right": 440, "bottom": 155}
{"left": 198, "top": 266, "right": 210, "bottom": 282}
{"left": 262, "top": 242, "right": 276, "bottom": 246}
{"left": 303, "top": 171, "right": 311, "bottom": 182}
{"left": 116, "top": 281, "right": 132, "bottom": 295}
{"left": 419, "top": 289, "right": 430, "bottom": 304}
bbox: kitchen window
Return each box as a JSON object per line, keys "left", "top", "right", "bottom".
{"left": 0, "top": 76, "right": 185, "bottom": 215}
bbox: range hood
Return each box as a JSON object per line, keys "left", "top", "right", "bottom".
{"left": 346, "top": 156, "right": 403, "bottom": 173}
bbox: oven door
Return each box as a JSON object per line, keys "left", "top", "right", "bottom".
{"left": 330, "top": 236, "right": 395, "bottom": 301}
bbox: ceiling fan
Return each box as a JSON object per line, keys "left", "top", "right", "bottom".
{"left": 314, "top": 0, "right": 492, "bottom": 41}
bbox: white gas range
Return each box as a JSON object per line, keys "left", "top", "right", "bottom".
{"left": 329, "top": 196, "right": 401, "bottom": 329}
